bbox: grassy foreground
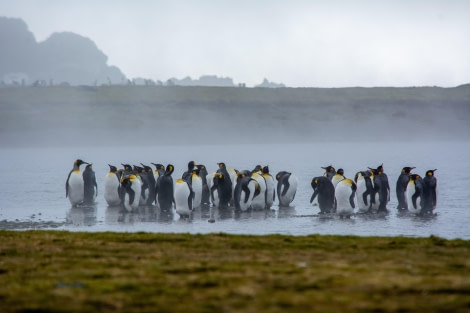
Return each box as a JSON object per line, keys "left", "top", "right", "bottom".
{"left": 0, "top": 231, "right": 469, "bottom": 313}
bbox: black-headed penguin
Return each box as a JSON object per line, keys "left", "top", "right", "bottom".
{"left": 422, "top": 169, "right": 437, "bottom": 214}
{"left": 104, "top": 164, "right": 122, "bottom": 206}
{"left": 155, "top": 164, "right": 175, "bottom": 210}
{"left": 120, "top": 174, "right": 142, "bottom": 212}
{"left": 406, "top": 174, "right": 424, "bottom": 215}
{"left": 66, "top": 159, "right": 89, "bottom": 206}
{"left": 396, "top": 166, "right": 415, "bottom": 211}
{"left": 82, "top": 164, "right": 98, "bottom": 205}
{"left": 310, "top": 176, "right": 335, "bottom": 214}
{"left": 276, "top": 171, "right": 298, "bottom": 207}
{"left": 174, "top": 178, "right": 193, "bottom": 217}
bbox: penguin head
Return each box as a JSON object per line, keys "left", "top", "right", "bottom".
{"left": 188, "top": 161, "right": 196, "bottom": 170}
{"left": 402, "top": 167, "right": 415, "bottom": 174}
{"left": 74, "top": 159, "right": 88, "bottom": 168}
{"left": 276, "top": 171, "right": 288, "bottom": 181}
{"left": 151, "top": 163, "right": 165, "bottom": 170}
{"left": 133, "top": 165, "right": 145, "bottom": 173}
{"left": 121, "top": 164, "right": 132, "bottom": 171}
{"left": 376, "top": 164, "right": 384, "bottom": 174}
{"left": 311, "top": 178, "right": 319, "bottom": 189}
{"left": 141, "top": 164, "right": 153, "bottom": 173}
{"left": 337, "top": 168, "right": 344, "bottom": 176}
{"left": 321, "top": 165, "right": 335, "bottom": 172}
{"left": 262, "top": 166, "right": 270, "bottom": 174}
{"left": 409, "top": 174, "right": 421, "bottom": 181}
{"left": 165, "top": 164, "right": 174, "bottom": 175}
{"left": 252, "top": 165, "right": 262, "bottom": 173}
{"left": 218, "top": 162, "right": 226, "bottom": 169}
{"left": 85, "top": 164, "right": 93, "bottom": 170}
{"left": 108, "top": 164, "right": 118, "bottom": 172}
{"left": 426, "top": 169, "right": 437, "bottom": 177}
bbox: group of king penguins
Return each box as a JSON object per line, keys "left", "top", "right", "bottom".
{"left": 310, "top": 164, "right": 438, "bottom": 218}
{"left": 66, "top": 159, "right": 298, "bottom": 217}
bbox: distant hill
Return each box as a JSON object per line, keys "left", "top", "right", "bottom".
{"left": 0, "top": 85, "right": 469, "bottom": 147}
{"left": 0, "top": 17, "right": 126, "bottom": 86}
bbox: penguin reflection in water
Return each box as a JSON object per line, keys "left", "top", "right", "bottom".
{"left": 66, "top": 159, "right": 93, "bottom": 207}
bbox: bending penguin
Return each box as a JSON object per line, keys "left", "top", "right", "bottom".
{"left": 174, "top": 178, "right": 193, "bottom": 217}
{"left": 396, "top": 166, "right": 415, "bottom": 211}
{"left": 233, "top": 173, "right": 261, "bottom": 211}
{"left": 66, "top": 159, "right": 89, "bottom": 207}
{"left": 120, "top": 174, "right": 142, "bottom": 212}
{"left": 104, "top": 164, "right": 122, "bottom": 206}
{"left": 82, "top": 164, "right": 98, "bottom": 205}
{"left": 310, "top": 176, "right": 335, "bottom": 214}
{"left": 276, "top": 171, "right": 298, "bottom": 207}
{"left": 334, "top": 177, "right": 357, "bottom": 218}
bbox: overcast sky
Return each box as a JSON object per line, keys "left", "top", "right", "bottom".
{"left": 2, "top": 0, "right": 470, "bottom": 87}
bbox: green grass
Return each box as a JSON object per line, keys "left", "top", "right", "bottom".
{"left": 1, "top": 231, "right": 469, "bottom": 312}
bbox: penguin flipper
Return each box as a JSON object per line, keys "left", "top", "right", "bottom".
{"left": 65, "top": 170, "right": 73, "bottom": 197}
{"left": 349, "top": 192, "right": 356, "bottom": 209}
{"left": 281, "top": 180, "right": 290, "bottom": 197}
{"left": 310, "top": 189, "right": 318, "bottom": 203}
{"left": 128, "top": 188, "right": 135, "bottom": 207}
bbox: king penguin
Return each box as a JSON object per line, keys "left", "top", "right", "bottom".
{"left": 211, "top": 170, "right": 232, "bottom": 209}
{"left": 262, "top": 166, "right": 276, "bottom": 209}
{"left": 354, "top": 170, "right": 375, "bottom": 213}
{"left": 140, "top": 163, "right": 157, "bottom": 206}
{"left": 104, "top": 164, "right": 122, "bottom": 206}
{"left": 331, "top": 168, "right": 346, "bottom": 188}
{"left": 174, "top": 178, "right": 193, "bottom": 217}
{"left": 155, "top": 164, "right": 175, "bottom": 211}
{"left": 233, "top": 175, "right": 261, "bottom": 211}
{"left": 406, "top": 174, "right": 424, "bottom": 215}
{"left": 276, "top": 171, "right": 298, "bottom": 207}
{"left": 66, "top": 159, "right": 89, "bottom": 207}
{"left": 250, "top": 170, "right": 267, "bottom": 210}
{"left": 197, "top": 164, "right": 210, "bottom": 205}
{"left": 396, "top": 166, "right": 415, "bottom": 211}
{"left": 188, "top": 168, "right": 203, "bottom": 209}
{"left": 151, "top": 163, "right": 165, "bottom": 182}
{"left": 310, "top": 176, "right": 335, "bottom": 214}
{"left": 422, "top": 169, "right": 437, "bottom": 215}
{"left": 120, "top": 174, "right": 142, "bottom": 212}
{"left": 369, "top": 164, "right": 390, "bottom": 213}
{"left": 335, "top": 178, "right": 357, "bottom": 218}
{"left": 82, "top": 164, "right": 98, "bottom": 205}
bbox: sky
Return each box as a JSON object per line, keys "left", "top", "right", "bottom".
{"left": 1, "top": 0, "right": 470, "bottom": 87}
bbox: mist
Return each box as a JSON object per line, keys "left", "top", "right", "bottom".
{"left": 1, "top": 85, "right": 469, "bottom": 148}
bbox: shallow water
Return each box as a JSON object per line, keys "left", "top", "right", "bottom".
{"left": 1, "top": 142, "right": 469, "bottom": 239}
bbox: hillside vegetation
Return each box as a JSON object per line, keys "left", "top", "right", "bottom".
{"left": 1, "top": 85, "right": 469, "bottom": 147}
